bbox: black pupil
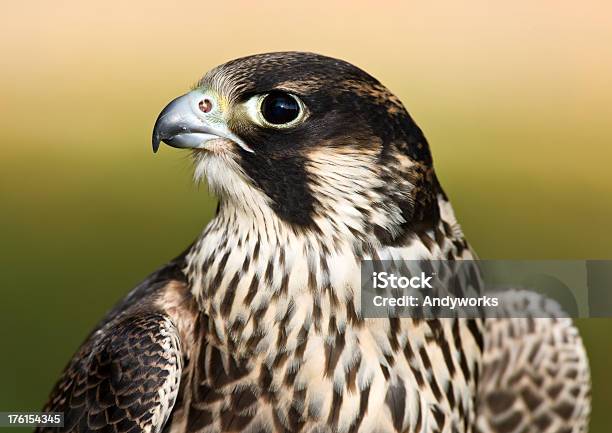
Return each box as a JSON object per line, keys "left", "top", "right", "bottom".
{"left": 261, "top": 92, "right": 300, "bottom": 125}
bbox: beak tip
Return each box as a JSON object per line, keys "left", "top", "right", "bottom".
{"left": 152, "top": 135, "right": 161, "bottom": 153}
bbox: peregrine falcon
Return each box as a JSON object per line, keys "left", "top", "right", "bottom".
{"left": 38, "top": 52, "right": 591, "bottom": 433}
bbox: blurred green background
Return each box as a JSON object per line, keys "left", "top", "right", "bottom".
{"left": 1, "top": 1, "right": 610, "bottom": 431}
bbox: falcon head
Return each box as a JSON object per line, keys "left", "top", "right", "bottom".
{"left": 153, "top": 52, "right": 442, "bottom": 244}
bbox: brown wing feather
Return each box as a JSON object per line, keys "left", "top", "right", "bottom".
{"left": 38, "top": 313, "right": 182, "bottom": 433}
{"left": 37, "top": 254, "right": 190, "bottom": 433}
{"left": 476, "top": 291, "right": 591, "bottom": 433}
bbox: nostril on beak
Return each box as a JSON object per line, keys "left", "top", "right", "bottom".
{"left": 198, "top": 98, "right": 213, "bottom": 114}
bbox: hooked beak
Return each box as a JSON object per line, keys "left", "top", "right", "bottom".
{"left": 152, "top": 90, "right": 253, "bottom": 153}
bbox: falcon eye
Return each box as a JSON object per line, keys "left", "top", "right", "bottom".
{"left": 260, "top": 92, "right": 302, "bottom": 126}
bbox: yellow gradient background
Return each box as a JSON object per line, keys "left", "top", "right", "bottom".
{"left": 1, "top": 2, "right": 610, "bottom": 431}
